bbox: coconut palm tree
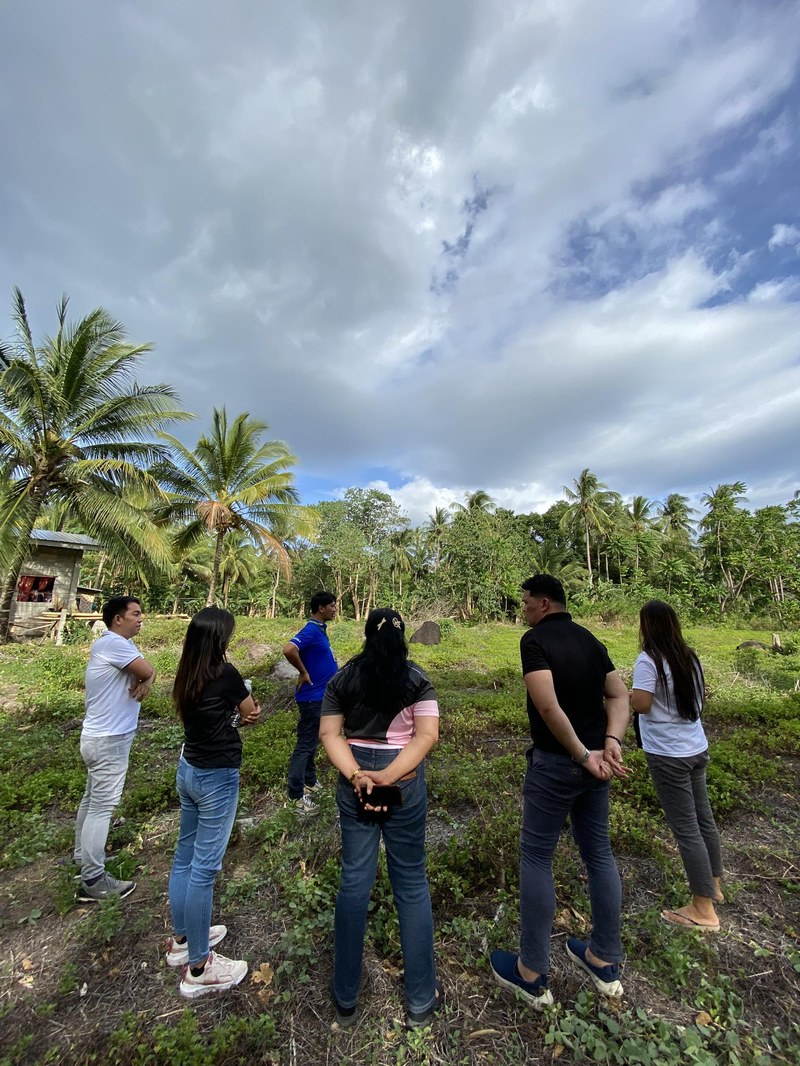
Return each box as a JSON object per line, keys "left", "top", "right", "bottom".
{"left": 388, "top": 528, "right": 414, "bottom": 607}
{"left": 218, "top": 532, "right": 260, "bottom": 609}
{"left": 699, "top": 482, "right": 749, "bottom": 609}
{"left": 452, "top": 490, "right": 495, "bottom": 514}
{"left": 0, "top": 288, "right": 188, "bottom": 639}
{"left": 424, "top": 506, "right": 450, "bottom": 571}
{"left": 624, "top": 495, "right": 658, "bottom": 574}
{"left": 560, "top": 469, "right": 618, "bottom": 588}
{"left": 155, "top": 407, "right": 301, "bottom": 605}
{"left": 657, "top": 493, "right": 695, "bottom": 539}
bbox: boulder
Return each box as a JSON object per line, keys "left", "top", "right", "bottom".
{"left": 409, "top": 620, "right": 441, "bottom": 646}
{"left": 237, "top": 639, "right": 275, "bottom": 662}
{"left": 271, "top": 659, "right": 300, "bottom": 681}
{"left": 736, "top": 641, "right": 768, "bottom": 651}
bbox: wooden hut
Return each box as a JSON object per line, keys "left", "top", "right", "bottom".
{"left": 10, "top": 530, "right": 101, "bottom": 640}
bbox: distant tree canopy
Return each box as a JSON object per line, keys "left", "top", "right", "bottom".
{"left": 1, "top": 290, "right": 797, "bottom": 629}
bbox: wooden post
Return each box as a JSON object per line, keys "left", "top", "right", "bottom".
{"left": 55, "top": 607, "right": 68, "bottom": 646}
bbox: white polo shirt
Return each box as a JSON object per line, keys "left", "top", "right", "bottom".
{"left": 82, "top": 631, "right": 143, "bottom": 737}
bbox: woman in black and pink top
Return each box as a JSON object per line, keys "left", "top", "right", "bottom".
{"left": 320, "top": 608, "right": 441, "bottom": 1030}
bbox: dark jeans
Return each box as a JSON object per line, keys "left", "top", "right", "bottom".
{"left": 520, "top": 748, "right": 622, "bottom": 974}
{"left": 287, "top": 700, "right": 322, "bottom": 799}
{"left": 333, "top": 748, "right": 436, "bottom": 1014}
{"left": 646, "top": 750, "right": 722, "bottom": 898}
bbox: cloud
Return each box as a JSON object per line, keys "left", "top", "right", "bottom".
{"left": 768, "top": 223, "right": 800, "bottom": 251}
{"left": 365, "top": 476, "right": 555, "bottom": 527}
{"left": 1, "top": 0, "right": 799, "bottom": 518}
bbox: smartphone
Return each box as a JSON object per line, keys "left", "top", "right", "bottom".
{"left": 359, "top": 784, "right": 402, "bottom": 807}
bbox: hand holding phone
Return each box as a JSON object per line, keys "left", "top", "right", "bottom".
{"left": 359, "top": 784, "right": 402, "bottom": 808}
{"left": 360, "top": 784, "right": 403, "bottom": 814}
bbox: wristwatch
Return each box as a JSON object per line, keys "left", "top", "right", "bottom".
{"left": 575, "top": 748, "right": 591, "bottom": 765}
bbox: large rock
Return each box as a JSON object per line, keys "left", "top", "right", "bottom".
{"left": 237, "top": 640, "right": 275, "bottom": 662}
{"left": 409, "top": 620, "right": 441, "bottom": 646}
{"left": 271, "top": 659, "right": 300, "bottom": 681}
{"left": 737, "top": 641, "right": 768, "bottom": 651}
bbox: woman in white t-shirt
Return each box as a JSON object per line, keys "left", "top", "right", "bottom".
{"left": 631, "top": 600, "right": 723, "bottom": 930}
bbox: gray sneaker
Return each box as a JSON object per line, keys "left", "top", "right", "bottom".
{"left": 76, "top": 873, "right": 136, "bottom": 903}
{"left": 289, "top": 795, "right": 320, "bottom": 817}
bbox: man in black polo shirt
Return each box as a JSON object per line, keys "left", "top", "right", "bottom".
{"left": 491, "top": 574, "right": 629, "bottom": 1007}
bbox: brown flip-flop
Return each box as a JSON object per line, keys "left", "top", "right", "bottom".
{"left": 661, "top": 909, "right": 720, "bottom": 932}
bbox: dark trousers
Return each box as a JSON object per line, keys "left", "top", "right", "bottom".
{"left": 287, "top": 700, "right": 322, "bottom": 799}
{"left": 520, "top": 748, "right": 622, "bottom": 974}
{"left": 333, "top": 750, "right": 435, "bottom": 1013}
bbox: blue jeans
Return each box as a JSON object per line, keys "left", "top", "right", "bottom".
{"left": 168, "top": 758, "right": 240, "bottom": 966}
{"left": 334, "top": 748, "right": 436, "bottom": 1014}
{"left": 74, "top": 731, "right": 136, "bottom": 880}
{"left": 520, "top": 748, "right": 622, "bottom": 974}
{"left": 287, "top": 699, "right": 322, "bottom": 799}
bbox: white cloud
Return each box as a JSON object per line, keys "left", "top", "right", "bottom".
{"left": 768, "top": 224, "right": 800, "bottom": 251}
{"left": 366, "top": 477, "right": 556, "bottom": 527}
{"left": 1, "top": 0, "right": 799, "bottom": 514}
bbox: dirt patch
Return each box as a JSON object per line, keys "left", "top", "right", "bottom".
{"left": 3, "top": 764, "right": 800, "bottom": 1064}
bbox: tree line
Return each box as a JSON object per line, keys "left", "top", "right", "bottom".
{"left": 1, "top": 290, "right": 797, "bottom": 633}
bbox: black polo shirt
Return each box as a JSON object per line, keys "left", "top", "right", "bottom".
{"left": 520, "top": 612, "right": 614, "bottom": 756}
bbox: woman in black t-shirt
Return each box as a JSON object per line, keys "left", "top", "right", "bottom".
{"left": 165, "top": 607, "right": 260, "bottom": 999}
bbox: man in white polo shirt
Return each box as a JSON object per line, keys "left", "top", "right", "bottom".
{"left": 74, "top": 596, "right": 156, "bottom": 902}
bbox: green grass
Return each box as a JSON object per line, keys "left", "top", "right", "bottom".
{"left": 0, "top": 614, "right": 798, "bottom": 1064}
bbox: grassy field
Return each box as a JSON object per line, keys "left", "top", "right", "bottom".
{"left": 1, "top": 616, "right": 799, "bottom": 1065}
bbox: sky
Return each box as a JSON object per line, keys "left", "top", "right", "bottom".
{"left": 1, "top": 0, "right": 799, "bottom": 526}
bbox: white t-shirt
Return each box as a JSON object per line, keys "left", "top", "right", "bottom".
{"left": 82, "top": 631, "right": 143, "bottom": 737}
{"left": 633, "top": 651, "right": 708, "bottom": 758}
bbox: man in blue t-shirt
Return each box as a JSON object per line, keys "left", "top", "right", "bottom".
{"left": 282, "top": 591, "right": 338, "bottom": 815}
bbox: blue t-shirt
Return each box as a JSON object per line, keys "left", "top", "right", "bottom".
{"left": 290, "top": 620, "right": 337, "bottom": 703}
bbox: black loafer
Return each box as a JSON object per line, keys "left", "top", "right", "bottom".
{"left": 406, "top": 981, "right": 444, "bottom": 1028}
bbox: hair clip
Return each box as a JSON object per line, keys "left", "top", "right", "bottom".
{"left": 392, "top": 617, "right": 402, "bottom": 629}
{"left": 376, "top": 618, "right": 387, "bottom": 631}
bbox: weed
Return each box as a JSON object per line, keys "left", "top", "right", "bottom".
{"left": 103, "top": 1009, "right": 277, "bottom": 1066}
{"left": 16, "top": 907, "right": 43, "bottom": 926}
{"left": 219, "top": 871, "right": 263, "bottom": 906}
{"left": 75, "top": 895, "right": 124, "bottom": 948}
{"left": 57, "top": 960, "right": 79, "bottom": 995}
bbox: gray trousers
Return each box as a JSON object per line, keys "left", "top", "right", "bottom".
{"left": 74, "top": 731, "right": 135, "bottom": 880}
{"left": 646, "top": 749, "right": 722, "bottom": 898}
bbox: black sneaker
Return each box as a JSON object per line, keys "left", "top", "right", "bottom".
{"left": 406, "top": 981, "right": 444, "bottom": 1028}
{"left": 334, "top": 1001, "right": 357, "bottom": 1028}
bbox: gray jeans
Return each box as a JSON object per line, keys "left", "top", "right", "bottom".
{"left": 74, "top": 731, "right": 135, "bottom": 880}
{"left": 646, "top": 750, "right": 722, "bottom": 898}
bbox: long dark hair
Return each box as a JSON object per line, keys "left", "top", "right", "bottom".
{"left": 173, "top": 607, "right": 235, "bottom": 721}
{"left": 639, "top": 600, "right": 703, "bottom": 722}
{"left": 348, "top": 608, "right": 410, "bottom": 712}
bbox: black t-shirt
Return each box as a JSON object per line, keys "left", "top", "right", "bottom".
{"left": 520, "top": 612, "right": 614, "bottom": 756}
{"left": 182, "top": 663, "right": 250, "bottom": 769}
{"left": 320, "top": 661, "right": 437, "bottom": 743}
